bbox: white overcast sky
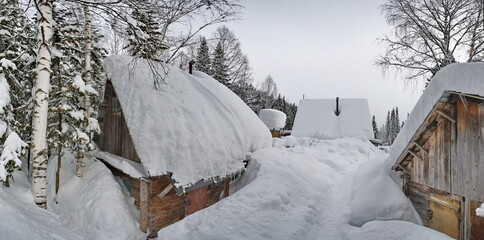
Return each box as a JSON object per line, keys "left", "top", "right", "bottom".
{"left": 204, "top": 0, "right": 426, "bottom": 125}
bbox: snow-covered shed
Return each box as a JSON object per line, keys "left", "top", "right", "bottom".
{"left": 259, "top": 109, "right": 286, "bottom": 138}
{"left": 390, "top": 63, "right": 484, "bottom": 239}
{"left": 97, "top": 55, "right": 271, "bottom": 236}
{"left": 291, "top": 98, "right": 374, "bottom": 139}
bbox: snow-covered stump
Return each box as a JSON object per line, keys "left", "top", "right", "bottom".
{"left": 31, "top": 0, "right": 54, "bottom": 209}
{"left": 259, "top": 109, "right": 286, "bottom": 138}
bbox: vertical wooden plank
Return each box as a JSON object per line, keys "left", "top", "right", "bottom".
{"left": 450, "top": 102, "right": 457, "bottom": 196}
{"left": 428, "top": 131, "right": 436, "bottom": 189}
{"left": 479, "top": 104, "right": 484, "bottom": 202}
{"left": 139, "top": 178, "right": 149, "bottom": 232}
{"left": 467, "top": 103, "right": 479, "bottom": 200}
{"left": 455, "top": 100, "right": 467, "bottom": 197}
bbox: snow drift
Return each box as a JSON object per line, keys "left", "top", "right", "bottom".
{"left": 102, "top": 56, "right": 272, "bottom": 189}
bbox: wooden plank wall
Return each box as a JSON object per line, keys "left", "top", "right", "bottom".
{"left": 148, "top": 176, "right": 187, "bottom": 234}
{"left": 452, "top": 100, "right": 484, "bottom": 202}
{"left": 99, "top": 81, "right": 141, "bottom": 163}
{"left": 407, "top": 181, "right": 430, "bottom": 226}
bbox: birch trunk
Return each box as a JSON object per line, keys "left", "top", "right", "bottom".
{"left": 77, "top": 5, "right": 93, "bottom": 178}
{"left": 31, "top": 0, "right": 53, "bottom": 209}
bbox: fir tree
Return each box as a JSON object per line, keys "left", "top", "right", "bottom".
{"left": 125, "top": 2, "right": 164, "bottom": 60}
{"left": 390, "top": 109, "right": 396, "bottom": 144}
{"left": 372, "top": 115, "right": 378, "bottom": 139}
{"left": 0, "top": 0, "right": 35, "bottom": 186}
{"left": 394, "top": 107, "right": 401, "bottom": 137}
{"left": 195, "top": 36, "right": 210, "bottom": 74}
{"left": 212, "top": 41, "right": 229, "bottom": 85}
{"left": 385, "top": 111, "right": 391, "bottom": 145}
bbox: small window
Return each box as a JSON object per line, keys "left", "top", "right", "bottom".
{"left": 112, "top": 96, "right": 122, "bottom": 113}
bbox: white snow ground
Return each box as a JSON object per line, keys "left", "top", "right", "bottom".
{"left": 158, "top": 137, "right": 451, "bottom": 240}
{"left": 0, "top": 138, "right": 451, "bottom": 239}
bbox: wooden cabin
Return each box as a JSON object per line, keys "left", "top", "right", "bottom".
{"left": 390, "top": 63, "right": 484, "bottom": 239}
{"left": 96, "top": 56, "right": 272, "bottom": 237}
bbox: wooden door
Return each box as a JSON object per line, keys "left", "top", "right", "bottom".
{"left": 469, "top": 200, "right": 484, "bottom": 240}
{"left": 429, "top": 193, "right": 461, "bottom": 239}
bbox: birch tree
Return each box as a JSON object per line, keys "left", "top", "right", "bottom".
{"left": 31, "top": 0, "right": 54, "bottom": 209}
{"left": 378, "top": 0, "right": 484, "bottom": 83}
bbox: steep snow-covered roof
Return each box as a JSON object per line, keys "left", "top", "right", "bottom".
{"left": 102, "top": 55, "right": 272, "bottom": 189}
{"left": 291, "top": 98, "right": 373, "bottom": 139}
{"left": 390, "top": 63, "right": 484, "bottom": 165}
{"left": 259, "top": 109, "right": 286, "bottom": 130}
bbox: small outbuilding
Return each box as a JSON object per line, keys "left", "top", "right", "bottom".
{"left": 390, "top": 63, "right": 484, "bottom": 239}
{"left": 96, "top": 56, "right": 272, "bottom": 236}
{"left": 258, "top": 109, "right": 287, "bottom": 138}
{"left": 291, "top": 97, "right": 374, "bottom": 139}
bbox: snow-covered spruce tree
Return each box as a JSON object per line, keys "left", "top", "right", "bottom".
{"left": 125, "top": 2, "right": 164, "bottom": 60}
{"left": 212, "top": 41, "right": 229, "bottom": 85}
{"left": 195, "top": 36, "right": 211, "bottom": 74}
{"left": 31, "top": 0, "right": 54, "bottom": 209}
{"left": 390, "top": 109, "right": 396, "bottom": 144}
{"left": 0, "top": 0, "right": 36, "bottom": 147}
{"left": 0, "top": 64, "right": 27, "bottom": 187}
{"left": 384, "top": 111, "right": 391, "bottom": 145}
{"left": 394, "top": 107, "right": 401, "bottom": 138}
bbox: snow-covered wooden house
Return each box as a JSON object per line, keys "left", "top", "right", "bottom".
{"left": 390, "top": 63, "right": 484, "bottom": 239}
{"left": 96, "top": 56, "right": 271, "bottom": 236}
{"left": 291, "top": 98, "right": 374, "bottom": 139}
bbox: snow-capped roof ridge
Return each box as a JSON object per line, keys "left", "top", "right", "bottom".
{"left": 292, "top": 98, "right": 374, "bottom": 139}
{"left": 102, "top": 55, "right": 272, "bottom": 189}
{"left": 390, "top": 63, "right": 484, "bottom": 164}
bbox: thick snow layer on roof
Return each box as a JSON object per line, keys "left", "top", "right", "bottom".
{"left": 292, "top": 98, "right": 374, "bottom": 139}
{"left": 103, "top": 56, "right": 272, "bottom": 188}
{"left": 96, "top": 151, "right": 146, "bottom": 178}
{"left": 259, "top": 109, "right": 286, "bottom": 130}
{"left": 390, "top": 63, "right": 484, "bottom": 165}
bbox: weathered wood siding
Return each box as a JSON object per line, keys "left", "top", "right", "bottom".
{"left": 407, "top": 181, "right": 430, "bottom": 226}
{"left": 98, "top": 81, "right": 140, "bottom": 163}
{"left": 452, "top": 100, "right": 484, "bottom": 202}
{"left": 148, "top": 176, "right": 187, "bottom": 234}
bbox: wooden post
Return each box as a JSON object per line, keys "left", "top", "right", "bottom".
{"left": 189, "top": 60, "right": 194, "bottom": 74}
{"left": 139, "top": 178, "right": 150, "bottom": 233}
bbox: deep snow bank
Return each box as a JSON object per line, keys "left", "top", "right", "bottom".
{"left": 349, "top": 156, "right": 420, "bottom": 226}
{"left": 157, "top": 138, "right": 378, "bottom": 239}
{"left": 0, "top": 171, "right": 83, "bottom": 240}
{"left": 47, "top": 153, "right": 144, "bottom": 240}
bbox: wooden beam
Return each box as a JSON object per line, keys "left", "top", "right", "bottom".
{"left": 408, "top": 149, "right": 423, "bottom": 162}
{"left": 413, "top": 141, "right": 429, "bottom": 155}
{"left": 436, "top": 109, "right": 456, "bottom": 123}
{"left": 157, "top": 183, "right": 174, "bottom": 199}
{"left": 396, "top": 163, "right": 409, "bottom": 173}
{"left": 139, "top": 178, "right": 150, "bottom": 233}
{"left": 458, "top": 94, "right": 469, "bottom": 111}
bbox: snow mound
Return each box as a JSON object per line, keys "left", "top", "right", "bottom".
{"left": 259, "top": 109, "right": 287, "bottom": 130}
{"left": 292, "top": 98, "right": 374, "bottom": 139}
{"left": 47, "top": 153, "right": 144, "bottom": 240}
{"left": 102, "top": 56, "right": 272, "bottom": 189}
{"left": 158, "top": 138, "right": 390, "bottom": 239}
{"left": 0, "top": 172, "right": 83, "bottom": 240}
{"left": 347, "top": 220, "right": 452, "bottom": 240}
{"left": 390, "top": 63, "right": 484, "bottom": 164}
{"left": 349, "top": 156, "right": 420, "bottom": 227}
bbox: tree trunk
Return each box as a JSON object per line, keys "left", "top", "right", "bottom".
{"left": 77, "top": 5, "right": 93, "bottom": 178}
{"left": 31, "top": 0, "right": 53, "bottom": 209}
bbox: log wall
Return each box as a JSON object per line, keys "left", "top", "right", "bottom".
{"left": 98, "top": 81, "right": 140, "bottom": 163}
